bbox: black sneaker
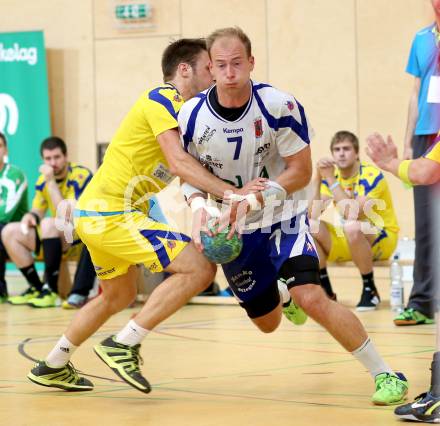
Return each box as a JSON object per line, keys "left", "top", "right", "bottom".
{"left": 94, "top": 336, "right": 151, "bottom": 393}
{"left": 356, "top": 287, "right": 380, "bottom": 311}
{"left": 27, "top": 360, "right": 93, "bottom": 391}
{"left": 394, "top": 391, "right": 440, "bottom": 422}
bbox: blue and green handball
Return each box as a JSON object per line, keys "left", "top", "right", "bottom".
{"left": 200, "top": 223, "right": 243, "bottom": 264}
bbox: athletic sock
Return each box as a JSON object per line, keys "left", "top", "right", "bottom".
{"left": 42, "top": 238, "right": 63, "bottom": 293}
{"left": 19, "top": 264, "right": 43, "bottom": 291}
{"left": 361, "top": 271, "right": 376, "bottom": 291}
{"left": 46, "top": 335, "right": 77, "bottom": 368}
{"left": 115, "top": 319, "right": 150, "bottom": 346}
{"left": 277, "top": 279, "right": 291, "bottom": 306}
{"left": 431, "top": 351, "right": 440, "bottom": 397}
{"left": 70, "top": 247, "right": 96, "bottom": 296}
{"left": 352, "top": 337, "right": 394, "bottom": 378}
{"left": 319, "top": 268, "right": 334, "bottom": 297}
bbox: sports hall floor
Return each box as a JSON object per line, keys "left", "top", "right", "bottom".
{"left": 0, "top": 266, "right": 433, "bottom": 426}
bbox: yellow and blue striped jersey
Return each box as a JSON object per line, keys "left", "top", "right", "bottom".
{"left": 77, "top": 84, "right": 184, "bottom": 213}
{"left": 32, "top": 162, "right": 93, "bottom": 216}
{"left": 424, "top": 132, "right": 440, "bottom": 164}
{"left": 320, "top": 161, "right": 399, "bottom": 233}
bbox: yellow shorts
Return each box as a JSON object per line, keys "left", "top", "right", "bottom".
{"left": 325, "top": 222, "right": 398, "bottom": 263}
{"left": 74, "top": 210, "right": 190, "bottom": 280}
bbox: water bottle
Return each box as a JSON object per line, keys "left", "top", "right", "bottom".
{"left": 390, "top": 254, "right": 404, "bottom": 312}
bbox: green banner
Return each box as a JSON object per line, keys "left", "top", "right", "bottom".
{"left": 0, "top": 30, "right": 51, "bottom": 204}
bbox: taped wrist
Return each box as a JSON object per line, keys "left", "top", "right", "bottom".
{"left": 261, "top": 181, "right": 287, "bottom": 205}
{"left": 181, "top": 182, "right": 207, "bottom": 201}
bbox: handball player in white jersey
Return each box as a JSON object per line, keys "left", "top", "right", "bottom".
{"left": 178, "top": 26, "right": 408, "bottom": 406}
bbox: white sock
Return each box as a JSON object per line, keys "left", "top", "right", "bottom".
{"left": 46, "top": 335, "right": 77, "bottom": 368}
{"left": 115, "top": 319, "right": 150, "bottom": 346}
{"left": 277, "top": 280, "right": 291, "bottom": 305}
{"left": 351, "top": 338, "right": 394, "bottom": 378}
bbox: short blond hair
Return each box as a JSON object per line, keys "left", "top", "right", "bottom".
{"left": 206, "top": 27, "right": 252, "bottom": 57}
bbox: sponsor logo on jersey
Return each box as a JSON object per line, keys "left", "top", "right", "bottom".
{"left": 223, "top": 127, "right": 244, "bottom": 134}
{"left": 96, "top": 267, "right": 116, "bottom": 277}
{"left": 230, "top": 270, "right": 256, "bottom": 292}
{"left": 254, "top": 118, "right": 263, "bottom": 138}
{"left": 201, "top": 154, "right": 223, "bottom": 169}
{"left": 285, "top": 100, "right": 295, "bottom": 111}
{"left": 198, "top": 125, "right": 216, "bottom": 144}
{"left": 255, "top": 142, "right": 270, "bottom": 156}
{"left": 152, "top": 163, "right": 173, "bottom": 184}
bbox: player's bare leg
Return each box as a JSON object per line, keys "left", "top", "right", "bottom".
{"left": 93, "top": 242, "right": 215, "bottom": 393}
{"left": 292, "top": 283, "right": 408, "bottom": 405}
{"left": 134, "top": 243, "right": 216, "bottom": 330}
{"left": 250, "top": 304, "right": 283, "bottom": 333}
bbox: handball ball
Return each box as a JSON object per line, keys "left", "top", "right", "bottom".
{"left": 201, "top": 223, "right": 243, "bottom": 264}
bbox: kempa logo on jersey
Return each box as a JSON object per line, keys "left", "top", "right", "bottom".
{"left": 223, "top": 127, "right": 243, "bottom": 134}
{"left": 0, "top": 43, "right": 38, "bottom": 66}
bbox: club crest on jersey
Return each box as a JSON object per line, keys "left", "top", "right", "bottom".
{"left": 285, "top": 100, "right": 295, "bottom": 111}
{"left": 254, "top": 118, "right": 263, "bottom": 138}
{"left": 173, "top": 94, "right": 182, "bottom": 103}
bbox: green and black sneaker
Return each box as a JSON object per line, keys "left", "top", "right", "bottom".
{"left": 278, "top": 279, "right": 308, "bottom": 325}
{"left": 394, "top": 308, "right": 435, "bottom": 326}
{"left": 8, "top": 286, "right": 40, "bottom": 305}
{"left": 94, "top": 336, "right": 151, "bottom": 393}
{"left": 372, "top": 372, "right": 408, "bottom": 405}
{"left": 27, "top": 360, "right": 93, "bottom": 391}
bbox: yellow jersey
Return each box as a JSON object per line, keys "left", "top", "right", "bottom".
{"left": 77, "top": 84, "right": 184, "bottom": 214}
{"left": 320, "top": 161, "right": 399, "bottom": 233}
{"left": 424, "top": 132, "right": 440, "bottom": 164}
{"left": 33, "top": 162, "right": 93, "bottom": 216}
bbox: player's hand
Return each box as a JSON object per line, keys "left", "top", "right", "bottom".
{"left": 39, "top": 164, "right": 55, "bottom": 181}
{"left": 230, "top": 177, "right": 268, "bottom": 197}
{"left": 190, "top": 204, "right": 219, "bottom": 252}
{"left": 366, "top": 133, "right": 398, "bottom": 171}
{"left": 21, "top": 213, "right": 37, "bottom": 230}
{"left": 317, "top": 157, "right": 335, "bottom": 179}
{"left": 216, "top": 199, "right": 249, "bottom": 239}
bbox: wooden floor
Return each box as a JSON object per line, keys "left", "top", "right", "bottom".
{"left": 0, "top": 268, "right": 434, "bottom": 426}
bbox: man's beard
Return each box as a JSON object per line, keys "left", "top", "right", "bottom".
{"left": 54, "top": 165, "right": 67, "bottom": 178}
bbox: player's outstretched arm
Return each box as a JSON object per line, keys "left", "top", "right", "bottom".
{"left": 366, "top": 132, "right": 440, "bottom": 185}
{"left": 157, "top": 129, "right": 236, "bottom": 199}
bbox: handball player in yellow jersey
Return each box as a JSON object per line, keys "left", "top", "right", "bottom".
{"left": 27, "top": 38, "right": 265, "bottom": 393}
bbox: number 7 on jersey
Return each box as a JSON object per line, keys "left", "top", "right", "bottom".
{"left": 227, "top": 136, "right": 242, "bottom": 160}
